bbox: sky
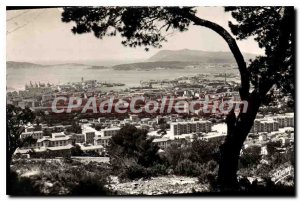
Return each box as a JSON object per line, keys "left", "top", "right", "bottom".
{"left": 6, "top": 7, "right": 264, "bottom": 65}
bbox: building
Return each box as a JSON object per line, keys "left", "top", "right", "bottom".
{"left": 16, "top": 132, "right": 73, "bottom": 158}
{"left": 129, "top": 114, "right": 139, "bottom": 122}
{"left": 279, "top": 137, "right": 291, "bottom": 146}
{"left": 140, "top": 124, "right": 150, "bottom": 130}
{"left": 250, "top": 113, "right": 294, "bottom": 133}
{"left": 20, "top": 131, "right": 43, "bottom": 140}
{"left": 94, "top": 136, "right": 111, "bottom": 147}
{"left": 156, "top": 116, "right": 171, "bottom": 124}
{"left": 45, "top": 145, "right": 73, "bottom": 157}
{"left": 201, "top": 132, "right": 226, "bottom": 142}
{"left": 261, "top": 146, "right": 268, "bottom": 155}
{"left": 25, "top": 126, "right": 36, "bottom": 132}
{"left": 274, "top": 114, "right": 294, "bottom": 128}
{"left": 52, "top": 132, "right": 65, "bottom": 138}
{"left": 42, "top": 94, "right": 54, "bottom": 102}
{"left": 153, "top": 138, "right": 172, "bottom": 149}
{"left": 36, "top": 132, "right": 72, "bottom": 148}
{"left": 14, "top": 144, "right": 73, "bottom": 158}
{"left": 17, "top": 99, "right": 39, "bottom": 108}
{"left": 170, "top": 120, "right": 212, "bottom": 135}
{"left": 79, "top": 144, "right": 104, "bottom": 155}
{"left": 259, "top": 133, "right": 268, "bottom": 142}
{"left": 42, "top": 125, "right": 69, "bottom": 133}
{"left": 141, "top": 118, "right": 151, "bottom": 124}
{"left": 250, "top": 119, "right": 279, "bottom": 133}
{"left": 84, "top": 131, "right": 95, "bottom": 144}
{"left": 102, "top": 127, "right": 120, "bottom": 137}
{"left": 98, "top": 117, "right": 106, "bottom": 123}
{"left": 70, "top": 133, "right": 85, "bottom": 143}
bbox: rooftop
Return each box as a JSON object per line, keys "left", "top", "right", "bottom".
{"left": 94, "top": 136, "right": 112, "bottom": 140}
{"left": 102, "top": 127, "right": 120, "bottom": 131}
{"left": 171, "top": 120, "right": 211, "bottom": 125}
{"left": 153, "top": 138, "right": 171, "bottom": 143}
{"left": 52, "top": 132, "right": 66, "bottom": 138}
{"left": 80, "top": 145, "right": 104, "bottom": 151}
{"left": 47, "top": 144, "right": 73, "bottom": 151}
{"left": 21, "top": 131, "right": 43, "bottom": 135}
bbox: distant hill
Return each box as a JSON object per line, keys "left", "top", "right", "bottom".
{"left": 112, "top": 61, "right": 200, "bottom": 71}
{"left": 8, "top": 49, "right": 257, "bottom": 70}
{"left": 7, "top": 61, "right": 89, "bottom": 68}
{"left": 7, "top": 61, "right": 45, "bottom": 68}
{"left": 111, "top": 49, "right": 257, "bottom": 70}
{"left": 148, "top": 49, "right": 256, "bottom": 63}
{"left": 50, "top": 63, "right": 89, "bottom": 67}
{"left": 87, "top": 65, "right": 109, "bottom": 70}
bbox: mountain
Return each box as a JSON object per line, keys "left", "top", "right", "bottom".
{"left": 6, "top": 61, "right": 46, "bottom": 68}
{"left": 50, "top": 63, "right": 89, "bottom": 67}
{"left": 148, "top": 49, "right": 256, "bottom": 63}
{"left": 87, "top": 65, "right": 109, "bottom": 70}
{"left": 7, "top": 61, "right": 89, "bottom": 68}
{"left": 7, "top": 49, "right": 257, "bottom": 70}
{"left": 112, "top": 61, "right": 199, "bottom": 71}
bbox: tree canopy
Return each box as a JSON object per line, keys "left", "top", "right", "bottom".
{"left": 225, "top": 7, "right": 294, "bottom": 105}
{"left": 7, "top": 104, "right": 36, "bottom": 161}
{"left": 62, "top": 7, "right": 195, "bottom": 51}
{"left": 107, "top": 125, "right": 160, "bottom": 168}
{"left": 61, "top": 6, "right": 294, "bottom": 189}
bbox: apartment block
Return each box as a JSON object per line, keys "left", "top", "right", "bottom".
{"left": 170, "top": 120, "right": 212, "bottom": 135}
{"left": 250, "top": 119, "right": 279, "bottom": 133}
{"left": 250, "top": 113, "right": 294, "bottom": 133}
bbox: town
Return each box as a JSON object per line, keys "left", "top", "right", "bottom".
{"left": 6, "top": 6, "right": 295, "bottom": 196}
{"left": 7, "top": 74, "right": 294, "bottom": 164}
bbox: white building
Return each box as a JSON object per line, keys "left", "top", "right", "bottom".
{"left": 250, "top": 113, "right": 294, "bottom": 133}
{"left": 129, "top": 114, "right": 139, "bottom": 122}
{"left": 20, "top": 131, "right": 43, "bottom": 140}
{"left": 259, "top": 133, "right": 268, "bottom": 141}
{"left": 170, "top": 120, "right": 212, "bottom": 135}
{"left": 274, "top": 113, "right": 294, "bottom": 128}
{"left": 79, "top": 144, "right": 104, "bottom": 155}
{"left": 94, "top": 136, "right": 111, "bottom": 147}
{"left": 250, "top": 119, "right": 279, "bottom": 133}
{"left": 71, "top": 133, "right": 85, "bottom": 143}
{"left": 153, "top": 138, "right": 172, "bottom": 149}
{"left": 35, "top": 133, "right": 72, "bottom": 148}
{"left": 201, "top": 132, "right": 226, "bottom": 142}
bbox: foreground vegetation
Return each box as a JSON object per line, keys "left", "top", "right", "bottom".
{"left": 9, "top": 125, "right": 294, "bottom": 195}
{"left": 9, "top": 158, "right": 113, "bottom": 195}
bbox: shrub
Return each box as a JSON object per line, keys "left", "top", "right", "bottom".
{"left": 8, "top": 170, "right": 41, "bottom": 195}
{"left": 70, "top": 175, "right": 112, "bottom": 195}
{"left": 70, "top": 144, "right": 84, "bottom": 156}
{"left": 240, "top": 146, "right": 261, "bottom": 168}
{"left": 193, "top": 160, "right": 219, "bottom": 186}
{"left": 174, "top": 159, "right": 199, "bottom": 176}
{"left": 10, "top": 159, "right": 113, "bottom": 195}
{"left": 108, "top": 125, "right": 162, "bottom": 180}
{"left": 150, "top": 163, "right": 168, "bottom": 176}
{"left": 119, "top": 163, "right": 150, "bottom": 181}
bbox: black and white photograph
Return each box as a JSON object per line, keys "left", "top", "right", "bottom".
{"left": 6, "top": 5, "right": 295, "bottom": 196}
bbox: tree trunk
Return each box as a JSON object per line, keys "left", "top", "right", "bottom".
{"left": 217, "top": 91, "right": 261, "bottom": 191}
{"left": 183, "top": 8, "right": 293, "bottom": 192}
